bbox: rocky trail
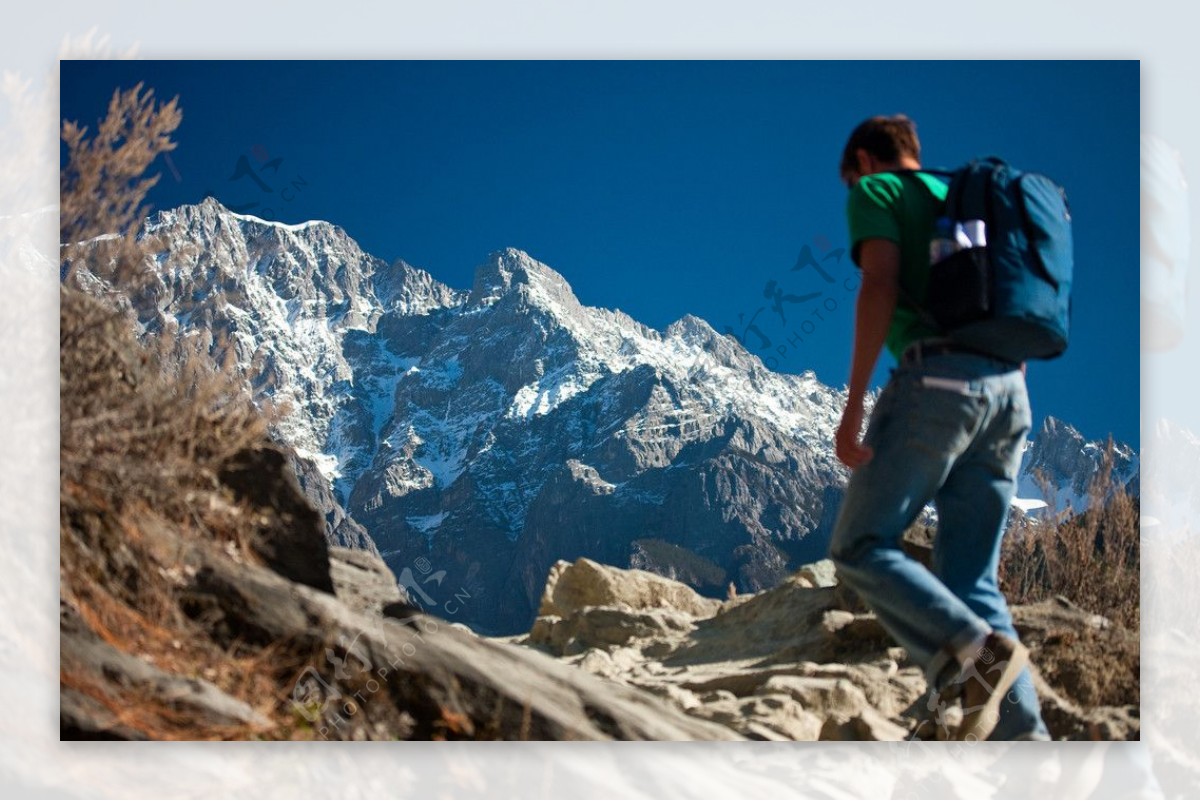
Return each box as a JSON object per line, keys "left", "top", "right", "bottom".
{"left": 511, "top": 556, "right": 1139, "bottom": 742}
{"left": 62, "top": 511, "right": 1138, "bottom": 741}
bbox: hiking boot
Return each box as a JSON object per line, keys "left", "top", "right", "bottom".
{"left": 953, "top": 632, "right": 1030, "bottom": 741}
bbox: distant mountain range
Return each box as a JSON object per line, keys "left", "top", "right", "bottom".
{"left": 67, "top": 198, "right": 1139, "bottom": 633}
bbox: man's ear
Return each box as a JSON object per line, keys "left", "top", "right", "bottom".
{"left": 855, "top": 148, "right": 874, "bottom": 177}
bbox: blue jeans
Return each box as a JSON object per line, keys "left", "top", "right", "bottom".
{"left": 829, "top": 350, "right": 1049, "bottom": 740}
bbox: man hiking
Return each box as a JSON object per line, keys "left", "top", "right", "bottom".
{"left": 828, "top": 115, "right": 1050, "bottom": 741}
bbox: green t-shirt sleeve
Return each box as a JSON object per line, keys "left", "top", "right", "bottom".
{"left": 845, "top": 176, "right": 901, "bottom": 267}
{"left": 843, "top": 172, "right": 946, "bottom": 360}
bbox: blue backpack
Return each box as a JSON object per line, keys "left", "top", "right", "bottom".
{"left": 917, "top": 157, "right": 1073, "bottom": 363}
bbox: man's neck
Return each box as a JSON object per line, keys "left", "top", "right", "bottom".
{"left": 881, "top": 156, "right": 921, "bottom": 173}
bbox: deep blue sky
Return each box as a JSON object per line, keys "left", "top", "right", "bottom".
{"left": 60, "top": 60, "right": 1139, "bottom": 447}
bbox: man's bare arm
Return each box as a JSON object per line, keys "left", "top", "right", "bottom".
{"left": 836, "top": 238, "right": 901, "bottom": 468}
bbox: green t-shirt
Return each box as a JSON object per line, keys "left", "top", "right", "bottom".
{"left": 845, "top": 171, "right": 949, "bottom": 359}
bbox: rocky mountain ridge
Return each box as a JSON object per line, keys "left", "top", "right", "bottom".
{"left": 70, "top": 198, "right": 1138, "bottom": 634}
{"left": 1014, "top": 416, "right": 1139, "bottom": 514}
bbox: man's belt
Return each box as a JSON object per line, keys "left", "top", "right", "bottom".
{"left": 901, "top": 339, "right": 1018, "bottom": 367}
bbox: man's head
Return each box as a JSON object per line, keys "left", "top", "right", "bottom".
{"left": 840, "top": 114, "right": 922, "bottom": 186}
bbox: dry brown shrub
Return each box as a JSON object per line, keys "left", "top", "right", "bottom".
{"left": 1000, "top": 440, "right": 1140, "bottom": 628}
{"left": 58, "top": 82, "right": 321, "bottom": 740}
{"left": 60, "top": 290, "right": 267, "bottom": 532}
{"left": 60, "top": 82, "right": 181, "bottom": 293}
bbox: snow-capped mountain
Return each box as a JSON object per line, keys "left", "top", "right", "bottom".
{"left": 349, "top": 246, "right": 856, "bottom": 630}
{"left": 1013, "top": 417, "right": 1140, "bottom": 516}
{"left": 66, "top": 198, "right": 464, "bottom": 553}
{"left": 67, "top": 198, "right": 1137, "bottom": 634}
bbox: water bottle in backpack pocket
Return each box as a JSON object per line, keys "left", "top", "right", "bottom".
{"left": 927, "top": 215, "right": 992, "bottom": 331}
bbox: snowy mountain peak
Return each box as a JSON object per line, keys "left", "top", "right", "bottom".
{"left": 374, "top": 259, "right": 465, "bottom": 315}
{"left": 657, "top": 313, "right": 752, "bottom": 372}
{"left": 1035, "top": 416, "right": 1136, "bottom": 464}
{"left": 148, "top": 196, "right": 344, "bottom": 240}
{"left": 663, "top": 313, "right": 728, "bottom": 349}
{"left": 468, "top": 248, "right": 580, "bottom": 311}
{"left": 664, "top": 313, "right": 714, "bottom": 339}
{"left": 1014, "top": 415, "right": 1139, "bottom": 516}
{"left": 1038, "top": 415, "right": 1075, "bottom": 439}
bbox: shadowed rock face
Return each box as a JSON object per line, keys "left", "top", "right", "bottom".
{"left": 349, "top": 248, "right": 852, "bottom": 633}
{"left": 219, "top": 444, "right": 333, "bottom": 593}
{"left": 81, "top": 200, "right": 1135, "bottom": 635}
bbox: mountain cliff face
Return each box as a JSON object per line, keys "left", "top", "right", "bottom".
{"left": 1014, "top": 417, "right": 1140, "bottom": 515}
{"left": 349, "top": 247, "right": 851, "bottom": 632}
{"left": 72, "top": 199, "right": 1135, "bottom": 634}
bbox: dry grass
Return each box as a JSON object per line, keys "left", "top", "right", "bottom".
{"left": 58, "top": 281, "right": 335, "bottom": 739}
{"left": 60, "top": 494, "right": 333, "bottom": 740}
{"left": 1000, "top": 439, "right": 1140, "bottom": 629}
{"left": 58, "top": 82, "right": 260, "bottom": 533}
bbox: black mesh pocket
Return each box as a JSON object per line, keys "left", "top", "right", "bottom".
{"left": 926, "top": 246, "right": 991, "bottom": 329}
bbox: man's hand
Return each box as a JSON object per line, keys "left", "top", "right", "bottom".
{"left": 836, "top": 395, "right": 874, "bottom": 469}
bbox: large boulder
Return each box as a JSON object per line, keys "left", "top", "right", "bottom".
{"left": 537, "top": 558, "right": 722, "bottom": 620}
{"left": 529, "top": 606, "right": 696, "bottom": 656}
{"left": 523, "top": 560, "right": 931, "bottom": 742}
{"left": 794, "top": 558, "right": 838, "bottom": 588}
